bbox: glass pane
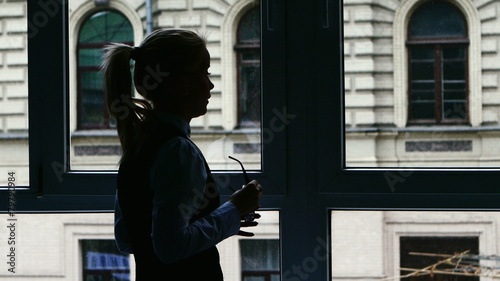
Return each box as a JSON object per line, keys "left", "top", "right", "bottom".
{"left": 409, "top": 1, "right": 466, "bottom": 38}
{"left": 443, "top": 61, "right": 465, "bottom": 80}
{"left": 331, "top": 211, "right": 500, "bottom": 281}
{"left": 80, "top": 71, "right": 109, "bottom": 129}
{"left": 343, "top": 0, "right": 500, "bottom": 167}
{"left": 239, "top": 64, "right": 262, "bottom": 127}
{"left": 238, "top": 8, "right": 260, "bottom": 43}
{"left": 0, "top": 0, "right": 29, "bottom": 186}
{"left": 411, "top": 61, "right": 435, "bottom": 80}
{"left": 219, "top": 210, "right": 280, "bottom": 281}
{"left": 79, "top": 11, "right": 134, "bottom": 43}
{"left": 400, "top": 236, "right": 479, "bottom": 281}
{"left": 0, "top": 210, "right": 278, "bottom": 279}
{"left": 410, "top": 101, "right": 435, "bottom": 120}
{"left": 412, "top": 48, "right": 434, "bottom": 60}
{"left": 70, "top": 0, "right": 263, "bottom": 171}
{"left": 78, "top": 48, "right": 103, "bottom": 67}
{"left": 443, "top": 101, "right": 466, "bottom": 120}
{"left": 81, "top": 239, "right": 131, "bottom": 281}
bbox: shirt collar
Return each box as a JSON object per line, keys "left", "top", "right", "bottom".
{"left": 153, "top": 111, "right": 191, "bottom": 137}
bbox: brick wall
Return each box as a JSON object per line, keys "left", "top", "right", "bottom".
{"left": 0, "top": 0, "right": 28, "bottom": 133}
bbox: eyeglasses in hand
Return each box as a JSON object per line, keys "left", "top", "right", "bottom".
{"left": 228, "top": 156, "right": 256, "bottom": 223}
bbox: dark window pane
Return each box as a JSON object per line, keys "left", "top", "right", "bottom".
{"left": 443, "top": 61, "right": 465, "bottom": 80}
{"left": 81, "top": 89, "right": 105, "bottom": 128}
{"left": 443, "top": 101, "right": 467, "bottom": 120}
{"left": 411, "top": 62, "right": 434, "bottom": 80}
{"left": 244, "top": 277, "right": 265, "bottom": 281}
{"left": 409, "top": 1, "right": 466, "bottom": 38}
{"left": 410, "top": 101, "right": 435, "bottom": 120}
{"left": 411, "top": 48, "right": 434, "bottom": 60}
{"left": 411, "top": 90, "right": 434, "bottom": 101}
{"left": 238, "top": 8, "right": 260, "bottom": 43}
{"left": 242, "top": 50, "right": 261, "bottom": 62}
{"left": 443, "top": 82, "right": 466, "bottom": 91}
{"left": 237, "top": 7, "right": 261, "bottom": 129}
{"left": 443, "top": 47, "right": 466, "bottom": 60}
{"left": 239, "top": 63, "right": 261, "bottom": 127}
{"left": 443, "top": 90, "right": 466, "bottom": 100}
{"left": 411, "top": 81, "right": 435, "bottom": 91}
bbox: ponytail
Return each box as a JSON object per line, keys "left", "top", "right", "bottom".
{"left": 102, "top": 43, "right": 152, "bottom": 162}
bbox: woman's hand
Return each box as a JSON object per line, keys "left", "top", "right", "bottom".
{"left": 229, "top": 180, "right": 263, "bottom": 236}
{"left": 229, "top": 180, "right": 262, "bottom": 215}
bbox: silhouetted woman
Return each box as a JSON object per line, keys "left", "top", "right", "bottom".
{"left": 102, "top": 28, "right": 262, "bottom": 281}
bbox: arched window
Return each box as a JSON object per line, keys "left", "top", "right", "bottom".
{"left": 235, "top": 7, "right": 260, "bottom": 128}
{"left": 407, "top": 1, "right": 469, "bottom": 125}
{"left": 77, "top": 10, "right": 133, "bottom": 130}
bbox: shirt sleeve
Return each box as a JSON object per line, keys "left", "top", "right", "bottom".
{"left": 150, "top": 137, "right": 241, "bottom": 264}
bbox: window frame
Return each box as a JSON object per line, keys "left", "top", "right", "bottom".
{"left": 16, "top": 0, "right": 286, "bottom": 209}
{"left": 321, "top": 1, "right": 500, "bottom": 279}
{"left": 3, "top": 1, "right": 500, "bottom": 281}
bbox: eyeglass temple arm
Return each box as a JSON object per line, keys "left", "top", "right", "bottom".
{"left": 228, "top": 156, "right": 250, "bottom": 183}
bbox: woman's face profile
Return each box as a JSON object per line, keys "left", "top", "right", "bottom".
{"left": 181, "top": 47, "right": 214, "bottom": 120}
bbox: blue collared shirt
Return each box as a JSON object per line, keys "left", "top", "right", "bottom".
{"left": 114, "top": 112, "right": 240, "bottom": 263}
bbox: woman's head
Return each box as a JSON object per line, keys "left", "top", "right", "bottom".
{"left": 101, "top": 28, "right": 212, "bottom": 160}
{"left": 132, "top": 29, "right": 209, "bottom": 101}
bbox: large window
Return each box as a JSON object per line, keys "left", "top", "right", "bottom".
{"left": 235, "top": 7, "right": 261, "bottom": 128}
{"left": 77, "top": 10, "right": 133, "bottom": 130}
{"left": 9, "top": 0, "right": 500, "bottom": 281}
{"left": 343, "top": 0, "right": 500, "bottom": 167}
{"left": 407, "top": 1, "right": 469, "bottom": 125}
